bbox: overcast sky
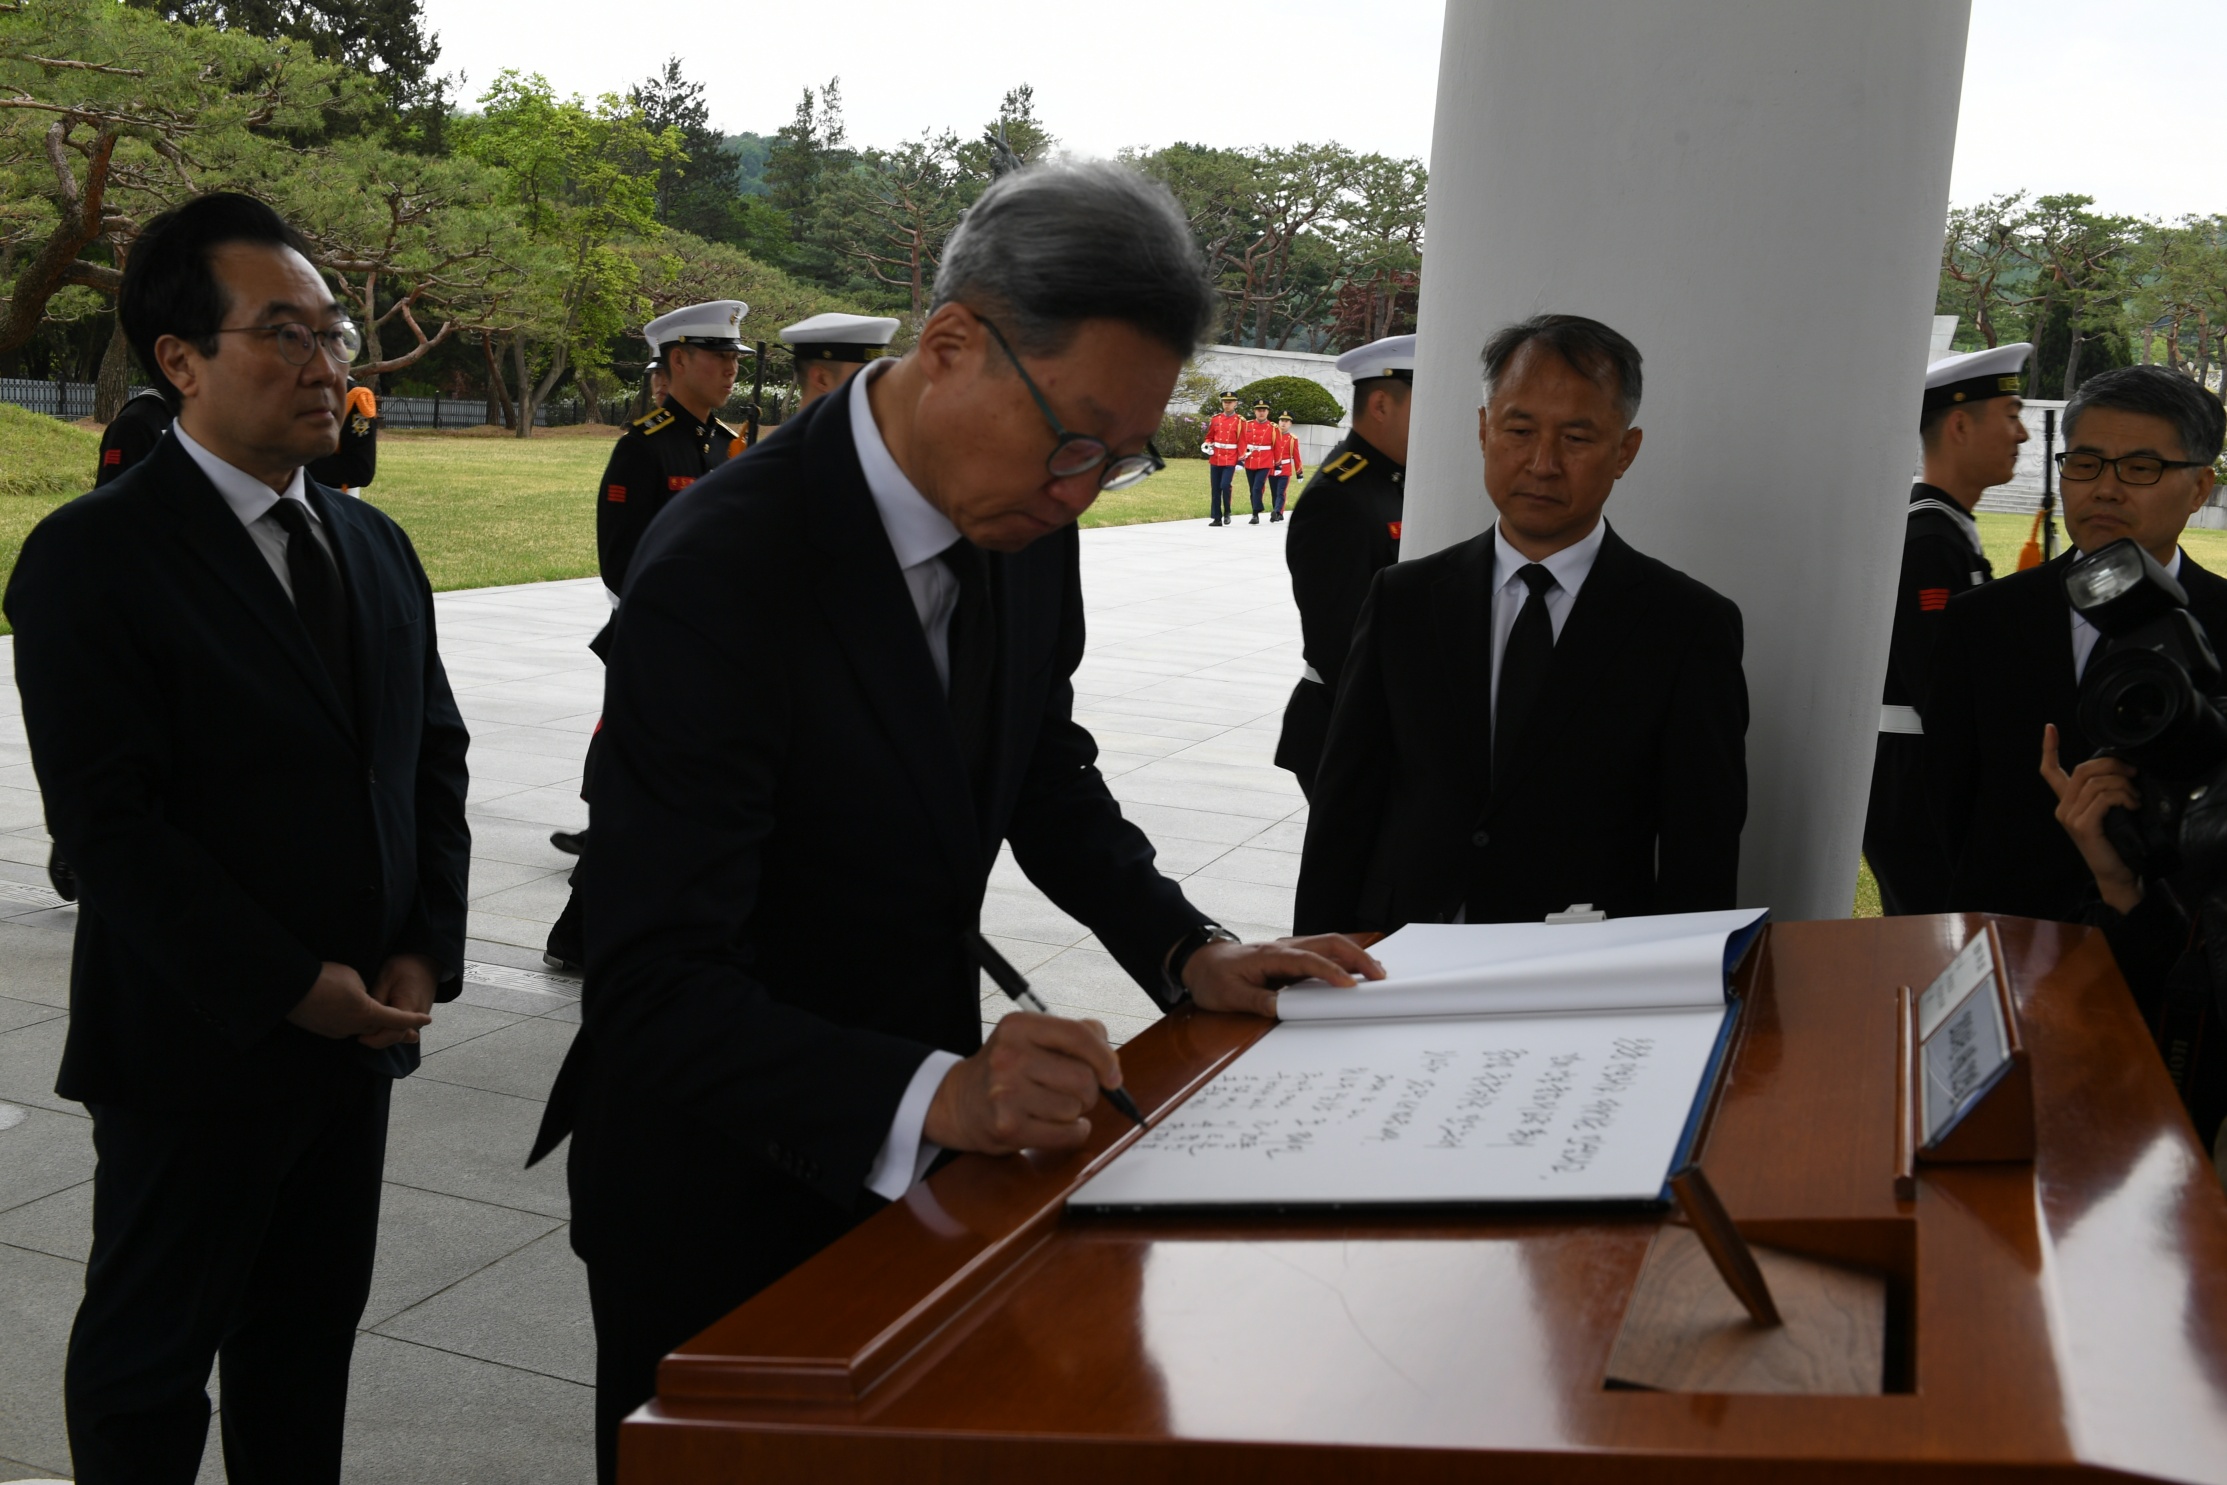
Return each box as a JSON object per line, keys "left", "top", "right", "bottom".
{"left": 419, "top": 0, "right": 2227, "bottom": 222}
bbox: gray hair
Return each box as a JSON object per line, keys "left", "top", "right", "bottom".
{"left": 1481, "top": 313, "right": 1644, "bottom": 425}
{"left": 2064, "top": 365, "right": 2226, "bottom": 464}
{"left": 931, "top": 160, "right": 1215, "bottom": 359}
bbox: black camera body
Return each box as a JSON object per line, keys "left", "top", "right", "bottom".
{"left": 2070, "top": 539, "right": 2227, "bottom": 881}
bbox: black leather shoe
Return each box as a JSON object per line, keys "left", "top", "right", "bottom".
{"left": 46, "top": 846, "right": 76, "bottom": 903}
{"left": 1270, "top": 511, "right": 1284, "bottom": 522}
{"left": 550, "top": 828, "right": 588, "bottom": 855}
{"left": 1249, "top": 514, "right": 1260, "bottom": 525}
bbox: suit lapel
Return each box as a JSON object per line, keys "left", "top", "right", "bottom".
{"left": 310, "top": 481, "right": 381, "bottom": 740}
{"left": 800, "top": 392, "right": 981, "bottom": 872}
{"left": 1429, "top": 536, "right": 1494, "bottom": 824}
{"left": 1488, "top": 525, "right": 1643, "bottom": 812}
{"left": 146, "top": 436, "right": 358, "bottom": 739}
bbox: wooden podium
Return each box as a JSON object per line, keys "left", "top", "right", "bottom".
{"left": 621, "top": 916, "right": 2227, "bottom": 1483}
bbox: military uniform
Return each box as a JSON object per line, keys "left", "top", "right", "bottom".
{"left": 94, "top": 388, "right": 173, "bottom": 487}
{"left": 595, "top": 396, "right": 740, "bottom": 606}
{"left": 1274, "top": 429, "right": 1405, "bottom": 796}
{"left": 1861, "top": 340, "right": 2030, "bottom": 915}
{"left": 307, "top": 383, "right": 379, "bottom": 492}
{"left": 552, "top": 299, "right": 751, "bottom": 971}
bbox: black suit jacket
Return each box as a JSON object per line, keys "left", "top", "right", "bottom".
{"left": 1925, "top": 548, "right": 2227, "bottom": 922}
{"left": 1295, "top": 523, "right": 1749, "bottom": 934}
{"left": 5, "top": 432, "right": 471, "bottom": 1107}
{"left": 532, "top": 385, "right": 1208, "bottom": 1273}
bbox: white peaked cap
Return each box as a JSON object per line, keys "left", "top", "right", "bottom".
{"left": 780, "top": 312, "right": 901, "bottom": 347}
{"left": 1334, "top": 333, "right": 1418, "bottom": 381}
{"left": 643, "top": 300, "right": 748, "bottom": 352}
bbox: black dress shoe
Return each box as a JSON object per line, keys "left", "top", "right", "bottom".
{"left": 1207, "top": 517, "right": 1220, "bottom": 526}
{"left": 550, "top": 828, "right": 588, "bottom": 855}
{"left": 46, "top": 846, "right": 76, "bottom": 903}
{"left": 1270, "top": 511, "right": 1284, "bottom": 522}
{"left": 1249, "top": 514, "right": 1260, "bottom": 525}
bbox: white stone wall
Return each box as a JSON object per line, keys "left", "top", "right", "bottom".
{"left": 1178, "top": 344, "right": 1354, "bottom": 424}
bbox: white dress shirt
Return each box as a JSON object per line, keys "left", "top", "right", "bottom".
{"left": 2072, "top": 547, "right": 2182, "bottom": 683}
{"left": 849, "top": 358, "right": 967, "bottom": 1199}
{"left": 171, "top": 421, "right": 333, "bottom": 598}
{"left": 1487, "top": 517, "right": 1608, "bottom": 721}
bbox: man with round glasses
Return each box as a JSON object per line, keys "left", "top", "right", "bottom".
{"left": 1861, "top": 340, "right": 2029, "bottom": 916}
{"left": 6, "top": 192, "right": 469, "bottom": 1484}
{"left": 526, "top": 160, "right": 1381, "bottom": 1483}
{"left": 1926, "top": 364, "right": 2227, "bottom": 922}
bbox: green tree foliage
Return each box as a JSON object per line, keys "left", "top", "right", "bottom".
{"left": 126, "top": 0, "right": 444, "bottom": 128}
{"left": 455, "top": 70, "right": 676, "bottom": 435}
{"left": 0, "top": 0, "right": 362, "bottom": 358}
{"left": 1127, "top": 140, "right": 1427, "bottom": 352}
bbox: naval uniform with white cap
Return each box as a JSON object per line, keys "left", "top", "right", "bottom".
{"left": 1861, "top": 341, "right": 2030, "bottom": 916}
{"left": 781, "top": 311, "right": 899, "bottom": 410}
{"left": 594, "top": 301, "right": 750, "bottom": 612}
{"left": 1275, "top": 334, "right": 1414, "bottom": 799}
{"left": 548, "top": 299, "right": 748, "bottom": 970}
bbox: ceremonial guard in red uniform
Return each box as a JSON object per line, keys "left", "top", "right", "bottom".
{"left": 1239, "top": 399, "right": 1278, "bottom": 524}
{"left": 1862, "top": 340, "right": 2031, "bottom": 914}
{"left": 547, "top": 299, "right": 748, "bottom": 970}
{"left": 1268, "top": 412, "right": 1304, "bottom": 521}
{"left": 1203, "top": 391, "right": 1244, "bottom": 525}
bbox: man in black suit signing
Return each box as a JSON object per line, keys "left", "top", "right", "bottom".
{"left": 6, "top": 194, "right": 471, "bottom": 1483}
{"left": 1295, "top": 314, "right": 1749, "bottom": 934}
{"left": 1927, "top": 365, "right": 2227, "bottom": 922}
{"left": 526, "top": 161, "right": 1381, "bottom": 1483}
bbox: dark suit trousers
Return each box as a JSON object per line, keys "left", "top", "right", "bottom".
{"left": 1863, "top": 732, "right": 1949, "bottom": 916}
{"left": 573, "top": 1097, "right": 869, "bottom": 1485}
{"left": 65, "top": 1073, "right": 390, "bottom": 1485}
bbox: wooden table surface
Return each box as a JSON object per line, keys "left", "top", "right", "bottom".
{"left": 622, "top": 916, "right": 2227, "bottom": 1483}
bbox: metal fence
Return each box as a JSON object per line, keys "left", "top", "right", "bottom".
{"left": 0, "top": 377, "right": 127, "bottom": 421}
{"left": 0, "top": 378, "right": 633, "bottom": 431}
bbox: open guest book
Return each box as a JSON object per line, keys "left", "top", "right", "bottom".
{"left": 1069, "top": 907, "right": 1770, "bottom": 1211}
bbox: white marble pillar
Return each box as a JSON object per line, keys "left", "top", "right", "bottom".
{"left": 1402, "top": 1, "right": 1972, "bottom": 920}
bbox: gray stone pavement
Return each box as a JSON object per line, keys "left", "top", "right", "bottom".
{"left": 0, "top": 513, "right": 1306, "bottom": 1482}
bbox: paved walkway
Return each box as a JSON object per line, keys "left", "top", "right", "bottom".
{"left": 0, "top": 514, "right": 1307, "bottom": 1483}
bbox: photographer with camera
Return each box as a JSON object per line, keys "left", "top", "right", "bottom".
{"left": 1927, "top": 365, "right": 2227, "bottom": 923}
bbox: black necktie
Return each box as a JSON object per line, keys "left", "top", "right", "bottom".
{"left": 1494, "top": 563, "right": 1556, "bottom": 784}
{"left": 268, "top": 497, "right": 354, "bottom": 705}
{"left": 937, "top": 539, "right": 997, "bottom": 790}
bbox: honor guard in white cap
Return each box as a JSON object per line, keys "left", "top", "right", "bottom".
{"left": 547, "top": 298, "right": 750, "bottom": 969}
{"left": 1275, "top": 333, "right": 1417, "bottom": 797}
{"left": 1861, "top": 339, "right": 2032, "bottom": 916}
{"left": 781, "top": 311, "right": 899, "bottom": 409}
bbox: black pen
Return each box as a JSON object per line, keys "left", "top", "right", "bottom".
{"left": 969, "top": 931, "right": 1150, "bottom": 1130}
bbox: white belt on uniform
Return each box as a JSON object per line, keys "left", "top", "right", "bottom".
{"left": 1300, "top": 665, "right": 1324, "bottom": 685}
{"left": 1879, "top": 704, "right": 1923, "bottom": 735}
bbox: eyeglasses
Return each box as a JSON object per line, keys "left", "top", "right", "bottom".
{"left": 208, "top": 321, "right": 363, "bottom": 367}
{"left": 976, "top": 316, "right": 1164, "bottom": 491}
{"left": 2056, "top": 450, "right": 2209, "bottom": 486}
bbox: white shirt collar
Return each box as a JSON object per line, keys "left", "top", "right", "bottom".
{"left": 849, "top": 358, "right": 957, "bottom": 568}
{"left": 170, "top": 419, "right": 311, "bottom": 529}
{"left": 1492, "top": 516, "right": 1608, "bottom": 596}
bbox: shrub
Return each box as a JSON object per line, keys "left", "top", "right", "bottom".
{"left": 1198, "top": 374, "right": 1345, "bottom": 426}
{"left": 1156, "top": 410, "right": 1207, "bottom": 458}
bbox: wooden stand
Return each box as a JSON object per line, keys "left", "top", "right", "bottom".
{"left": 1901, "top": 921, "right": 2036, "bottom": 1176}
{"left": 1604, "top": 1165, "right": 1888, "bottom": 1395}
{"left": 1604, "top": 1226, "right": 1888, "bottom": 1395}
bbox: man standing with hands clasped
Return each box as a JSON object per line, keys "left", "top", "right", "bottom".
{"left": 1295, "top": 313, "right": 1748, "bottom": 933}
{"left": 527, "top": 161, "right": 1381, "bottom": 1483}
{"left": 6, "top": 193, "right": 471, "bottom": 1484}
